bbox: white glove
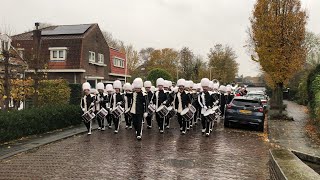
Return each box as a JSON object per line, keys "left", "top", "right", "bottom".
{"left": 82, "top": 108, "right": 86, "bottom": 112}
{"left": 90, "top": 103, "right": 94, "bottom": 107}
{"left": 117, "top": 102, "right": 122, "bottom": 105}
{"left": 143, "top": 112, "right": 148, "bottom": 118}
{"left": 204, "top": 106, "right": 208, "bottom": 110}
{"left": 163, "top": 101, "right": 167, "bottom": 105}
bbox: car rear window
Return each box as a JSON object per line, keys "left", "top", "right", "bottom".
{"left": 232, "top": 99, "right": 261, "bottom": 107}
{"left": 247, "top": 94, "right": 265, "bottom": 99}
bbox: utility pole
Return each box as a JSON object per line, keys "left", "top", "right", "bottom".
{"left": 33, "top": 22, "right": 41, "bottom": 107}
{"left": 2, "top": 42, "right": 10, "bottom": 111}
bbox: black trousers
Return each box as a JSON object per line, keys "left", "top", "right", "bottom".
{"left": 201, "top": 115, "right": 211, "bottom": 133}
{"left": 193, "top": 107, "right": 201, "bottom": 124}
{"left": 113, "top": 116, "right": 120, "bottom": 131}
{"left": 156, "top": 113, "right": 165, "bottom": 131}
{"left": 146, "top": 115, "right": 152, "bottom": 127}
{"left": 177, "top": 113, "right": 187, "bottom": 132}
{"left": 165, "top": 116, "right": 170, "bottom": 127}
{"left": 220, "top": 103, "right": 225, "bottom": 117}
{"left": 125, "top": 113, "right": 132, "bottom": 126}
{"left": 83, "top": 121, "right": 91, "bottom": 132}
{"left": 132, "top": 114, "right": 143, "bottom": 136}
{"left": 107, "top": 114, "right": 112, "bottom": 126}
{"left": 97, "top": 115, "right": 105, "bottom": 128}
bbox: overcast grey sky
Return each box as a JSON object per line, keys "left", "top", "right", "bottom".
{"left": 1, "top": 0, "right": 319, "bottom": 76}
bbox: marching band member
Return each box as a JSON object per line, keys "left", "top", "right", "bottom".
{"left": 130, "top": 78, "right": 147, "bottom": 140}
{"left": 198, "top": 78, "right": 214, "bottom": 136}
{"left": 105, "top": 84, "right": 114, "bottom": 128}
{"left": 185, "top": 80, "right": 193, "bottom": 129}
{"left": 153, "top": 78, "right": 169, "bottom": 134}
{"left": 95, "top": 82, "right": 108, "bottom": 131}
{"left": 225, "top": 85, "right": 234, "bottom": 104}
{"left": 111, "top": 80, "right": 124, "bottom": 134}
{"left": 164, "top": 80, "right": 174, "bottom": 129}
{"left": 174, "top": 79, "right": 191, "bottom": 135}
{"left": 80, "top": 82, "right": 95, "bottom": 135}
{"left": 191, "top": 83, "right": 201, "bottom": 126}
{"left": 123, "top": 83, "right": 133, "bottom": 129}
{"left": 144, "top": 81, "right": 154, "bottom": 129}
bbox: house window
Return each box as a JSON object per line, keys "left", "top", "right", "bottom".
{"left": 113, "top": 57, "right": 125, "bottom": 68}
{"left": 49, "top": 47, "right": 67, "bottom": 61}
{"left": 89, "top": 51, "right": 95, "bottom": 62}
{"left": 17, "top": 48, "right": 24, "bottom": 58}
{"left": 98, "top": 53, "right": 104, "bottom": 64}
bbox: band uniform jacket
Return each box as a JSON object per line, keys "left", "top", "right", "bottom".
{"left": 95, "top": 92, "right": 108, "bottom": 111}
{"left": 124, "top": 92, "right": 133, "bottom": 113}
{"left": 130, "top": 91, "right": 146, "bottom": 115}
{"left": 81, "top": 94, "right": 95, "bottom": 112}
{"left": 173, "top": 91, "right": 191, "bottom": 111}
{"left": 152, "top": 90, "right": 169, "bottom": 108}
{"left": 111, "top": 92, "right": 124, "bottom": 109}
{"left": 211, "top": 91, "right": 220, "bottom": 106}
{"left": 191, "top": 92, "right": 201, "bottom": 109}
{"left": 198, "top": 91, "right": 214, "bottom": 109}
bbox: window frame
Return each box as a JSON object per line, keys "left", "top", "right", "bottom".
{"left": 98, "top": 53, "right": 104, "bottom": 64}
{"left": 89, "top": 51, "right": 95, "bottom": 62}
{"left": 113, "top": 57, "right": 125, "bottom": 68}
{"left": 49, "top": 47, "right": 67, "bottom": 61}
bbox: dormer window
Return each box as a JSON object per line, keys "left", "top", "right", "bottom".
{"left": 49, "top": 47, "right": 67, "bottom": 61}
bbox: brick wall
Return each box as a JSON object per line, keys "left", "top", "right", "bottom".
{"left": 109, "top": 48, "right": 128, "bottom": 75}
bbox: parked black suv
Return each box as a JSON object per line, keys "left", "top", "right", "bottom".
{"left": 224, "top": 96, "right": 265, "bottom": 131}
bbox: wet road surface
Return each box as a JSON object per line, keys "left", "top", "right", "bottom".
{"left": 0, "top": 119, "right": 270, "bottom": 180}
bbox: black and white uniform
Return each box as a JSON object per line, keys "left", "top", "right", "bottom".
{"left": 106, "top": 93, "right": 113, "bottom": 127}
{"left": 124, "top": 92, "right": 133, "bottom": 127}
{"left": 110, "top": 92, "right": 124, "bottom": 132}
{"left": 173, "top": 90, "right": 191, "bottom": 132}
{"left": 145, "top": 90, "right": 154, "bottom": 127}
{"left": 191, "top": 91, "right": 201, "bottom": 125}
{"left": 164, "top": 90, "right": 174, "bottom": 128}
{"left": 198, "top": 91, "right": 214, "bottom": 134}
{"left": 186, "top": 91, "right": 193, "bottom": 129}
{"left": 130, "top": 91, "right": 146, "bottom": 137}
{"left": 80, "top": 94, "right": 95, "bottom": 133}
{"left": 152, "top": 89, "right": 169, "bottom": 132}
{"left": 95, "top": 92, "right": 108, "bottom": 129}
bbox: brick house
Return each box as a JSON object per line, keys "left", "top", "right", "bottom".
{"left": 108, "top": 47, "right": 130, "bottom": 83}
{"left": 11, "top": 24, "right": 130, "bottom": 89}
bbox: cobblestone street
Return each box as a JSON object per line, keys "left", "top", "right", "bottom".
{"left": 0, "top": 118, "right": 270, "bottom": 180}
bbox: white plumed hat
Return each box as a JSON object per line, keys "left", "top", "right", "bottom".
{"left": 123, "top": 83, "right": 132, "bottom": 91}
{"left": 133, "top": 78, "right": 143, "bottom": 89}
{"left": 200, "top": 78, "right": 210, "bottom": 87}
{"left": 82, "top": 82, "right": 91, "bottom": 90}
{"left": 226, "top": 86, "right": 232, "bottom": 92}
{"left": 209, "top": 81, "right": 214, "bottom": 89}
{"left": 97, "top": 82, "right": 104, "bottom": 90}
{"left": 113, "top": 80, "right": 122, "bottom": 89}
{"left": 151, "top": 86, "right": 156, "bottom": 92}
{"left": 177, "top": 79, "right": 186, "bottom": 87}
{"left": 164, "top": 80, "right": 170, "bottom": 88}
{"left": 105, "top": 84, "right": 113, "bottom": 92}
{"left": 213, "top": 83, "right": 219, "bottom": 90}
{"left": 156, "top": 78, "right": 165, "bottom": 86}
{"left": 144, "top": 81, "right": 152, "bottom": 88}
{"left": 168, "top": 81, "right": 172, "bottom": 87}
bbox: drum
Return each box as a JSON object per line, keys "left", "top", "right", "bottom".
{"left": 189, "top": 105, "right": 196, "bottom": 114}
{"left": 212, "top": 106, "right": 220, "bottom": 115}
{"left": 166, "top": 106, "right": 176, "bottom": 119}
{"left": 82, "top": 109, "right": 95, "bottom": 123}
{"left": 203, "top": 109, "right": 215, "bottom": 122}
{"left": 181, "top": 108, "right": 193, "bottom": 121}
{"left": 97, "top": 108, "right": 108, "bottom": 119}
{"left": 156, "top": 105, "right": 169, "bottom": 118}
{"left": 112, "top": 106, "right": 124, "bottom": 118}
{"left": 148, "top": 104, "right": 156, "bottom": 115}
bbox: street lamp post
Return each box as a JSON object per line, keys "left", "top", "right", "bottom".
{"left": 1, "top": 36, "right": 11, "bottom": 111}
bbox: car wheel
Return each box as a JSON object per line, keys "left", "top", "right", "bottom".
{"left": 257, "top": 123, "right": 264, "bottom": 132}
{"left": 224, "top": 119, "right": 230, "bottom": 127}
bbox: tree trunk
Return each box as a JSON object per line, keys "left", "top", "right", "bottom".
{"left": 272, "top": 82, "right": 284, "bottom": 114}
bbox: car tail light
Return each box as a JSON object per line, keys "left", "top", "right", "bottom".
{"left": 258, "top": 107, "right": 264, "bottom": 112}
{"left": 227, "top": 104, "right": 232, "bottom": 109}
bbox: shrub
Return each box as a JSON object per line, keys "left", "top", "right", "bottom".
{"left": 0, "top": 104, "right": 82, "bottom": 143}
{"left": 146, "top": 68, "right": 173, "bottom": 85}
{"left": 38, "top": 79, "right": 71, "bottom": 106}
{"left": 69, "top": 84, "right": 82, "bottom": 105}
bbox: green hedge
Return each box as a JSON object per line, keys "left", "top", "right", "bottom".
{"left": 0, "top": 104, "right": 82, "bottom": 143}
{"left": 69, "top": 84, "right": 82, "bottom": 105}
